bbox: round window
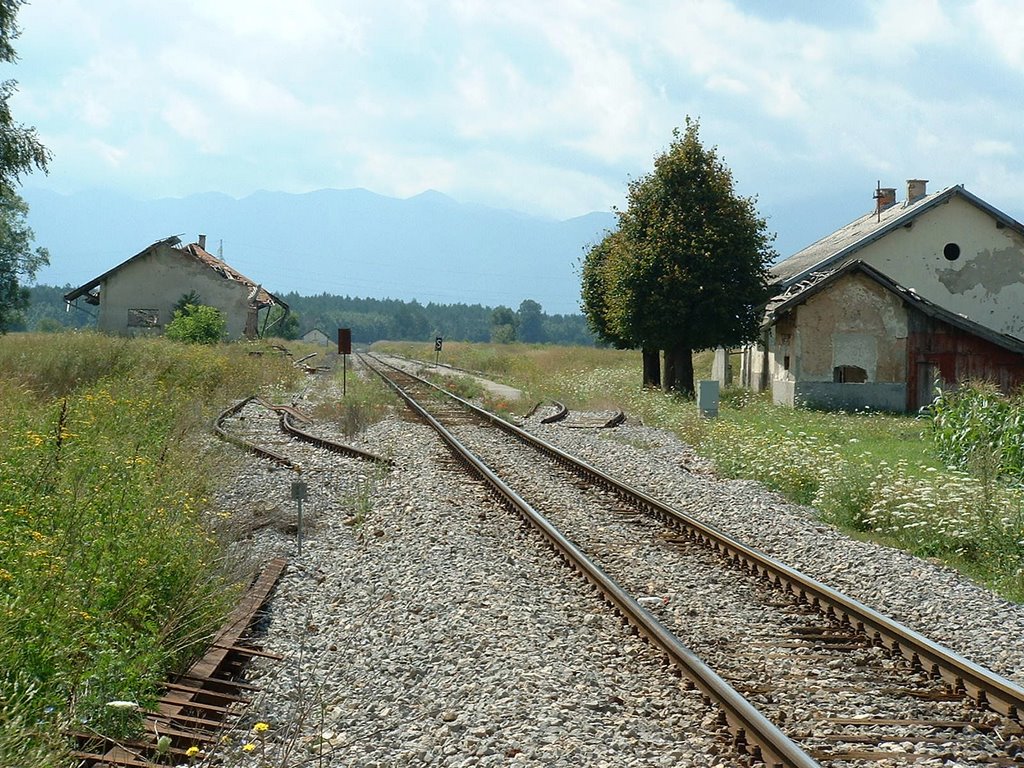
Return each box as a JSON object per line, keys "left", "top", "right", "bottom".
{"left": 943, "top": 242, "right": 961, "bottom": 261}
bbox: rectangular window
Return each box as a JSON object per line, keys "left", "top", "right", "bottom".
{"left": 127, "top": 308, "right": 160, "bottom": 327}
{"left": 834, "top": 365, "right": 868, "bottom": 383}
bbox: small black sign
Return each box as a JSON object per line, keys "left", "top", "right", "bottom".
{"left": 434, "top": 336, "right": 443, "bottom": 352}
{"left": 338, "top": 328, "right": 352, "bottom": 355}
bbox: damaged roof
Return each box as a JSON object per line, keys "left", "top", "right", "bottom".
{"left": 771, "top": 185, "right": 1024, "bottom": 288}
{"left": 764, "top": 260, "right": 1024, "bottom": 357}
{"left": 63, "top": 236, "right": 287, "bottom": 310}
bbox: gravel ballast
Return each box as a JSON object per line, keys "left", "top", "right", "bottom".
{"left": 207, "top": 377, "right": 1024, "bottom": 767}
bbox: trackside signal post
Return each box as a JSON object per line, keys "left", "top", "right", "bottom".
{"left": 291, "top": 479, "right": 307, "bottom": 555}
{"left": 434, "top": 336, "right": 443, "bottom": 367}
{"left": 338, "top": 328, "right": 352, "bottom": 396}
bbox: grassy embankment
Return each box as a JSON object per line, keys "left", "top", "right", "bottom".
{"left": 374, "top": 341, "right": 1024, "bottom": 601}
{"left": 0, "top": 332, "right": 300, "bottom": 764}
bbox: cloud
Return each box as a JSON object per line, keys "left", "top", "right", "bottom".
{"left": 10, "top": 0, "right": 1024, "bottom": 230}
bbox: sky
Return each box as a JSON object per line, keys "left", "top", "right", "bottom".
{"left": 11, "top": 0, "right": 1024, "bottom": 268}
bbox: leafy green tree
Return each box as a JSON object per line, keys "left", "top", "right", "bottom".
{"left": 165, "top": 304, "right": 226, "bottom": 344}
{"left": 173, "top": 290, "right": 202, "bottom": 316}
{"left": 35, "top": 316, "right": 61, "bottom": 333}
{"left": 0, "top": 1, "right": 51, "bottom": 333}
{"left": 516, "top": 299, "right": 545, "bottom": 343}
{"left": 581, "top": 230, "right": 661, "bottom": 387}
{"left": 264, "top": 305, "right": 299, "bottom": 339}
{"left": 583, "top": 118, "right": 775, "bottom": 396}
{"left": 0, "top": 192, "right": 47, "bottom": 331}
{"left": 0, "top": 1, "right": 49, "bottom": 198}
{"left": 490, "top": 305, "right": 517, "bottom": 344}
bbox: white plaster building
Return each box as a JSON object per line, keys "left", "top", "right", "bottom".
{"left": 724, "top": 181, "right": 1024, "bottom": 411}
{"left": 64, "top": 235, "right": 288, "bottom": 340}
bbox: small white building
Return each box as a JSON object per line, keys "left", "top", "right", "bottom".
{"left": 64, "top": 235, "right": 287, "bottom": 340}
{"left": 726, "top": 181, "right": 1024, "bottom": 411}
{"left": 302, "top": 328, "right": 332, "bottom": 346}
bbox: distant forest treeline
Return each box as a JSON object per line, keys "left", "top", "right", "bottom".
{"left": 22, "top": 285, "right": 596, "bottom": 346}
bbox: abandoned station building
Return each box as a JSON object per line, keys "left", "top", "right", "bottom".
{"left": 719, "top": 180, "right": 1024, "bottom": 412}
{"left": 64, "top": 235, "right": 288, "bottom": 340}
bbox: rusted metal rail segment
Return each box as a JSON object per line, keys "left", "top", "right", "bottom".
{"left": 278, "top": 410, "right": 394, "bottom": 466}
{"left": 524, "top": 400, "right": 568, "bottom": 424}
{"left": 74, "top": 557, "right": 288, "bottom": 767}
{"left": 217, "top": 396, "right": 392, "bottom": 468}
{"left": 214, "top": 396, "right": 297, "bottom": 469}
{"left": 366, "top": 357, "right": 820, "bottom": 768}
{"left": 371, "top": 354, "right": 1024, "bottom": 724}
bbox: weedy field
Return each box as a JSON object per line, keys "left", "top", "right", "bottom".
{"left": 0, "top": 332, "right": 300, "bottom": 764}
{"left": 375, "top": 340, "right": 1024, "bottom": 602}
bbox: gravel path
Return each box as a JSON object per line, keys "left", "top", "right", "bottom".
{"left": 203, "top": 372, "right": 1024, "bottom": 767}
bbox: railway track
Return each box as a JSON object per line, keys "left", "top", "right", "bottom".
{"left": 215, "top": 394, "right": 392, "bottom": 469}
{"left": 361, "top": 353, "right": 1024, "bottom": 767}
{"left": 72, "top": 558, "right": 287, "bottom": 768}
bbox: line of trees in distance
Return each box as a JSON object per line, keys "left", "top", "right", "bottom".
{"left": 22, "top": 285, "right": 597, "bottom": 346}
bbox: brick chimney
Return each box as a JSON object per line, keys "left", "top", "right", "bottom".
{"left": 906, "top": 179, "right": 928, "bottom": 204}
{"left": 875, "top": 186, "right": 897, "bottom": 214}
{"left": 198, "top": 233, "right": 207, "bottom": 250}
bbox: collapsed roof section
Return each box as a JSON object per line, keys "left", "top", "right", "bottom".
{"left": 63, "top": 235, "right": 287, "bottom": 312}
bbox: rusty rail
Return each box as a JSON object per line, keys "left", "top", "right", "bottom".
{"left": 215, "top": 396, "right": 392, "bottom": 469}
{"left": 214, "top": 396, "right": 297, "bottom": 469}
{"left": 375, "top": 354, "right": 1024, "bottom": 724}
{"left": 73, "top": 557, "right": 288, "bottom": 767}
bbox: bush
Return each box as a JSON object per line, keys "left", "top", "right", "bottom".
{"left": 165, "top": 304, "right": 226, "bottom": 344}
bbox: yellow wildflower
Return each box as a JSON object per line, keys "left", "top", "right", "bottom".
{"left": 185, "top": 745, "right": 200, "bottom": 758}
{"left": 242, "top": 743, "right": 256, "bottom": 752}
{"left": 252, "top": 722, "right": 270, "bottom": 733}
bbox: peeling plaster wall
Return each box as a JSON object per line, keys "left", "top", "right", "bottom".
{"left": 776, "top": 272, "right": 908, "bottom": 383}
{"left": 96, "top": 244, "right": 254, "bottom": 338}
{"left": 858, "top": 196, "right": 1024, "bottom": 336}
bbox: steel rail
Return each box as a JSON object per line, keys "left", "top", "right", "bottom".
{"left": 366, "top": 353, "right": 1024, "bottom": 725}
{"left": 364, "top": 354, "right": 820, "bottom": 768}
{"left": 213, "top": 396, "right": 298, "bottom": 469}
{"left": 215, "top": 396, "right": 392, "bottom": 469}
{"left": 278, "top": 410, "right": 393, "bottom": 466}
{"left": 74, "top": 557, "right": 287, "bottom": 767}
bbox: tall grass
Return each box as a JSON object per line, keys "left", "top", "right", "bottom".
{"left": 0, "top": 333, "right": 300, "bottom": 761}
{"left": 310, "top": 364, "right": 396, "bottom": 436}
{"left": 375, "top": 341, "right": 1023, "bottom": 600}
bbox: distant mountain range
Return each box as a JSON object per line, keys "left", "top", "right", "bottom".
{"left": 22, "top": 187, "right": 617, "bottom": 316}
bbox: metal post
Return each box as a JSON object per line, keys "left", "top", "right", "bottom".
{"left": 291, "top": 480, "right": 308, "bottom": 556}
{"left": 343, "top": 353, "right": 347, "bottom": 397}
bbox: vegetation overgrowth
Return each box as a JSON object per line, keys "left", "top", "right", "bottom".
{"left": 375, "top": 341, "right": 1024, "bottom": 601}
{"left": 0, "top": 332, "right": 300, "bottom": 763}
{"left": 164, "top": 303, "right": 227, "bottom": 344}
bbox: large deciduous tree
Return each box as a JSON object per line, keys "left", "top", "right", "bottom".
{"left": 490, "top": 305, "right": 517, "bottom": 343}
{"left": 581, "top": 118, "right": 775, "bottom": 396}
{"left": 516, "top": 299, "right": 545, "bottom": 343}
{"left": 0, "top": 0, "right": 51, "bottom": 333}
{"left": 0, "top": 189, "right": 46, "bottom": 331}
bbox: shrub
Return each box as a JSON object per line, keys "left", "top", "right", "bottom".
{"left": 926, "top": 381, "right": 1024, "bottom": 484}
{"left": 165, "top": 304, "right": 226, "bottom": 344}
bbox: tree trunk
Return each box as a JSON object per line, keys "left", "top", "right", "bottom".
{"left": 642, "top": 348, "right": 661, "bottom": 389}
{"left": 663, "top": 347, "right": 695, "bottom": 398}
{"left": 662, "top": 349, "right": 675, "bottom": 394}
